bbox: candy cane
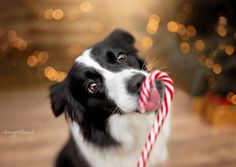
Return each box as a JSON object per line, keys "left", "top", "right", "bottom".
{"left": 137, "top": 70, "right": 174, "bottom": 167}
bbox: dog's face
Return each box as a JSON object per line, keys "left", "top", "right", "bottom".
{"left": 49, "top": 29, "right": 163, "bottom": 143}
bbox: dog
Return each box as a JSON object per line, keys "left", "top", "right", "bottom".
{"left": 49, "top": 29, "right": 170, "bottom": 167}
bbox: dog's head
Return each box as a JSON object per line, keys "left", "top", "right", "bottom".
{"left": 49, "top": 29, "right": 163, "bottom": 142}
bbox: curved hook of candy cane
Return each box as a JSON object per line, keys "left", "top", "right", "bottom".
{"left": 138, "top": 70, "right": 174, "bottom": 113}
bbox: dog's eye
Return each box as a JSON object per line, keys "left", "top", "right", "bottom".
{"left": 117, "top": 53, "right": 127, "bottom": 63}
{"left": 87, "top": 82, "right": 98, "bottom": 94}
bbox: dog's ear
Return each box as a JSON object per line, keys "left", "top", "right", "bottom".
{"left": 105, "top": 29, "right": 135, "bottom": 49}
{"left": 49, "top": 81, "right": 66, "bottom": 117}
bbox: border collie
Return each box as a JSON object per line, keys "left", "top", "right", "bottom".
{"left": 49, "top": 29, "right": 170, "bottom": 167}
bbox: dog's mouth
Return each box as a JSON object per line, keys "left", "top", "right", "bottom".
{"left": 114, "top": 86, "right": 162, "bottom": 115}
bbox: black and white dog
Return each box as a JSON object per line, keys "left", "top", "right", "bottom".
{"left": 49, "top": 29, "right": 170, "bottom": 167}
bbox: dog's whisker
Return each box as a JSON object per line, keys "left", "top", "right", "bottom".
{"left": 112, "top": 107, "right": 120, "bottom": 114}
{"left": 149, "top": 60, "right": 159, "bottom": 70}
{"left": 142, "top": 54, "right": 154, "bottom": 71}
{"left": 156, "top": 66, "right": 169, "bottom": 71}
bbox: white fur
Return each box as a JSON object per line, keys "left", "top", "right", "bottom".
{"left": 75, "top": 49, "right": 148, "bottom": 113}
{"left": 70, "top": 113, "right": 170, "bottom": 167}
{"left": 72, "top": 49, "right": 170, "bottom": 167}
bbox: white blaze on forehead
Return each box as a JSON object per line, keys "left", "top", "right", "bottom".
{"left": 75, "top": 49, "right": 148, "bottom": 112}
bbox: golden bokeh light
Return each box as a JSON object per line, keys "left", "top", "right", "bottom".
{"left": 225, "top": 45, "right": 234, "bottom": 56}
{"left": 37, "top": 51, "right": 49, "bottom": 64}
{"left": 186, "top": 25, "right": 196, "bottom": 37}
{"left": 180, "top": 42, "right": 190, "bottom": 54}
{"left": 44, "top": 66, "right": 67, "bottom": 82}
{"left": 149, "top": 14, "right": 160, "bottom": 22}
{"left": 194, "top": 39, "right": 205, "bottom": 51}
{"left": 52, "top": 9, "right": 64, "bottom": 20}
{"left": 27, "top": 51, "right": 49, "bottom": 67}
{"left": 212, "top": 64, "right": 222, "bottom": 74}
{"left": 80, "top": 2, "right": 92, "bottom": 13}
{"left": 177, "top": 24, "right": 186, "bottom": 35}
{"left": 141, "top": 36, "right": 153, "bottom": 50}
{"left": 11, "top": 37, "right": 21, "bottom": 47}
{"left": 146, "top": 21, "right": 159, "bottom": 34}
{"left": 16, "top": 40, "right": 28, "bottom": 51}
{"left": 146, "top": 14, "right": 160, "bottom": 34}
{"left": 7, "top": 30, "right": 17, "bottom": 42}
{"left": 146, "top": 19, "right": 159, "bottom": 34}
{"left": 44, "top": 66, "right": 57, "bottom": 80}
{"left": 231, "top": 95, "right": 236, "bottom": 105}
{"left": 44, "top": 9, "right": 54, "bottom": 20}
{"left": 218, "top": 16, "right": 227, "bottom": 26}
{"left": 226, "top": 92, "right": 234, "bottom": 102}
{"left": 27, "top": 55, "right": 38, "bottom": 67}
{"left": 217, "top": 25, "right": 227, "bottom": 37}
{"left": 205, "top": 58, "right": 214, "bottom": 68}
{"left": 167, "top": 21, "right": 178, "bottom": 33}
{"left": 56, "top": 71, "right": 67, "bottom": 82}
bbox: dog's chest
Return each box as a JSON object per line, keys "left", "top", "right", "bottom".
{"left": 70, "top": 113, "right": 170, "bottom": 167}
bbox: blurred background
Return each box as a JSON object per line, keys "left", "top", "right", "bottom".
{"left": 0, "top": 0, "right": 236, "bottom": 167}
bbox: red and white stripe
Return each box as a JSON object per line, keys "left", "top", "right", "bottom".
{"left": 137, "top": 70, "right": 174, "bottom": 167}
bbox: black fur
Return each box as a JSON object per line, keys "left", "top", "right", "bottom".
{"left": 55, "top": 136, "right": 90, "bottom": 167}
{"left": 90, "top": 29, "right": 143, "bottom": 72}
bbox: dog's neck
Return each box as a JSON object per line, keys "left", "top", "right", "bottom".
{"left": 72, "top": 109, "right": 120, "bottom": 148}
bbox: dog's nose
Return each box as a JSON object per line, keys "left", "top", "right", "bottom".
{"left": 127, "top": 74, "right": 146, "bottom": 93}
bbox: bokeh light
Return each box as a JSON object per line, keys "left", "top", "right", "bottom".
{"left": 27, "top": 55, "right": 38, "bottom": 67}
{"left": 218, "top": 16, "right": 227, "bottom": 26}
{"left": 167, "top": 21, "right": 178, "bottom": 33}
{"left": 7, "top": 30, "right": 17, "bottom": 42}
{"left": 180, "top": 42, "right": 190, "bottom": 53}
{"left": 37, "top": 51, "right": 49, "bottom": 64}
{"left": 52, "top": 9, "right": 64, "bottom": 20}
{"left": 212, "top": 64, "right": 222, "bottom": 74}
{"left": 217, "top": 25, "right": 227, "bottom": 37}
{"left": 205, "top": 58, "right": 214, "bottom": 68}
{"left": 225, "top": 45, "right": 234, "bottom": 55}
{"left": 231, "top": 95, "right": 236, "bottom": 105}
{"left": 44, "top": 66, "right": 67, "bottom": 82}
{"left": 186, "top": 25, "right": 196, "bottom": 37}
{"left": 141, "top": 36, "right": 153, "bottom": 50}
{"left": 44, "top": 9, "right": 54, "bottom": 20}
{"left": 27, "top": 51, "right": 49, "bottom": 67}
{"left": 177, "top": 24, "right": 186, "bottom": 35}
{"left": 80, "top": 1, "right": 92, "bottom": 13}
{"left": 195, "top": 39, "right": 205, "bottom": 51}
{"left": 146, "top": 14, "right": 160, "bottom": 34}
